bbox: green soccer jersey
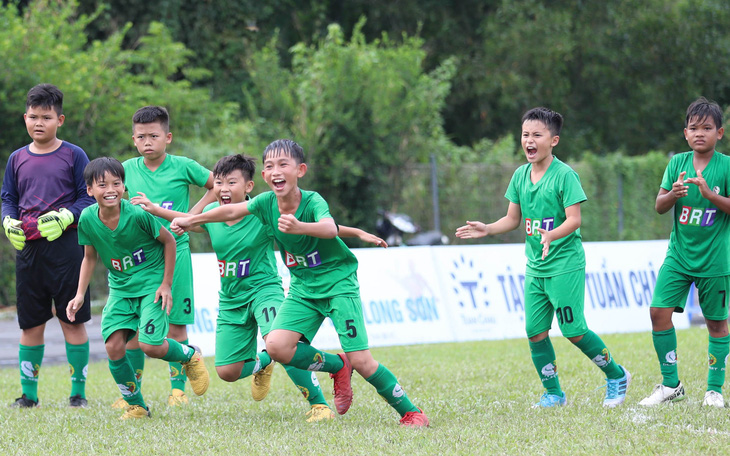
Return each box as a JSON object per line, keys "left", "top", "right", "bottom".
{"left": 247, "top": 190, "right": 359, "bottom": 299}
{"left": 505, "top": 156, "right": 587, "bottom": 277}
{"left": 660, "top": 151, "right": 730, "bottom": 276}
{"left": 201, "top": 201, "right": 283, "bottom": 310}
{"left": 78, "top": 199, "right": 166, "bottom": 297}
{"left": 123, "top": 154, "right": 210, "bottom": 246}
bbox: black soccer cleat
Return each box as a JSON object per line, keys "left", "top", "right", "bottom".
{"left": 10, "top": 394, "right": 38, "bottom": 408}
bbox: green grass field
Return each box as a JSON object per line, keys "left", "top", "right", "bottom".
{"left": 1, "top": 327, "right": 729, "bottom": 455}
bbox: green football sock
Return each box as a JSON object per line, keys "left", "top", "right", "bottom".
{"left": 283, "top": 365, "right": 328, "bottom": 406}
{"left": 169, "top": 338, "right": 188, "bottom": 392}
{"left": 652, "top": 328, "right": 679, "bottom": 388}
{"left": 126, "top": 348, "right": 145, "bottom": 387}
{"left": 529, "top": 337, "right": 562, "bottom": 395}
{"left": 573, "top": 330, "right": 624, "bottom": 379}
{"left": 707, "top": 334, "right": 729, "bottom": 393}
{"left": 238, "top": 351, "right": 273, "bottom": 379}
{"left": 160, "top": 338, "right": 194, "bottom": 363}
{"left": 19, "top": 344, "right": 44, "bottom": 402}
{"left": 287, "top": 343, "right": 344, "bottom": 373}
{"left": 66, "top": 340, "right": 89, "bottom": 398}
{"left": 365, "top": 364, "right": 419, "bottom": 416}
{"left": 108, "top": 356, "right": 145, "bottom": 407}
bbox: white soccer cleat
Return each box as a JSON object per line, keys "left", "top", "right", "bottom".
{"left": 639, "top": 381, "right": 686, "bottom": 406}
{"left": 702, "top": 390, "right": 725, "bottom": 408}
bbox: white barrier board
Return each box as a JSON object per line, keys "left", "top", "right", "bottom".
{"left": 188, "top": 240, "right": 687, "bottom": 355}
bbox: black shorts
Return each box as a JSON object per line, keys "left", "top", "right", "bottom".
{"left": 15, "top": 229, "right": 91, "bottom": 329}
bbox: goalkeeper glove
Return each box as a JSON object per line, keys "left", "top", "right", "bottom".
{"left": 3, "top": 216, "right": 26, "bottom": 251}
{"left": 37, "top": 208, "right": 74, "bottom": 242}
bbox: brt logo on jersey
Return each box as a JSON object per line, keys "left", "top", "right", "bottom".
{"left": 284, "top": 250, "right": 322, "bottom": 268}
{"left": 160, "top": 201, "right": 174, "bottom": 210}
{"left": 218, "top": 259, "right": 251, "bottom": 278}
{"left": 111, "top": 248, "right": 146, "bottom": 271}
{"left": 679, "top": 206, "right": 716, "bottom": 226}
{"left": 525, "top": 217, "right": 555, "bottom": 236}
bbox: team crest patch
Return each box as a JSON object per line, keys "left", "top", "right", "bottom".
{"left": 20, "top": 361, "right": 39, "bottom": 380}
{"left": 310, "top": 372, "right": 320, "bottom": 387}
{"left": 169, "top": 366, "right": 180, "bottom": 377}
{"left": 69, "top": 364, "right": 75, "bottom": 376}
{"left": 297, "top": 385, "right": 310, "bottom": 399}
{"left": 709, "top": 353, "right": 717, "bottom": 366}
{"left": 665, "top": 350, "right": 677, "bottom": 364}
{"left": 118, "top": 382, "right": 137, "bottom": 397}
{"left": 541, "top": 362, "right": 557, "bottom": 377}
{"left": 308, "top": 353, "right": 325, "bottom": 371}
{"left": 135, "top": 369, "right": 144, "bottom": 381}
{"left": 714, "top": 186, "right": 721, "bottom": 194}
{"left": 592, "top": 349, "right": 611, "bottom": 367}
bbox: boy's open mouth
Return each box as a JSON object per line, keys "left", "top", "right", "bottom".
{"left": 526, "top": 146, "right": 537, "bottom": 158}
{"left": 221, "top": 196, "right": 231, "bottom": 205}
{"left": 273, "top": 178, "right": 286, "bottom": 190}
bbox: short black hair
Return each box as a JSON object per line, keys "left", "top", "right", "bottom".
{"left": 685, "top": 97, "right": 723, "bottom": 129}
{"left": 132, "top": 106, "right": 170, "bottom": 132}
{"left": 84, "top": 157, "right": 125, "bottom": 187}
{"left": 521, "top": 107, "right": 563, "bottom": 137}
{"left": 213, "top": 154, "right": 256, "bottom": 181}
{"left": 262, "top": 139, "right": 306, "bottom": 164}
{"left": 26, "top": 84, "right": 63, "bottom": 116}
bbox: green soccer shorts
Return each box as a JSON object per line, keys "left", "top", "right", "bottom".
{"left": 271, "top": 293, "right": 370, "bottom": 353}
{"left": 524, "top": 269, "right": 589, "bottom": 338}
{"left": 101, "top": 291, "right": 169, "bottom": 345}
{"left": 215, "top": 288, "right": 284, "bottom": 367}
{"left": 169, "top": 245, "right": 195, "bottom": 326}
{"left": 652, "top": 265, "right": 729, "bottom": 320}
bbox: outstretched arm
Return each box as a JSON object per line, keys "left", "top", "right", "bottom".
{"left": 455, "top": 202, "right": 522, "bottom": 239}
{"left": 130, "top": 192, "right": 205, "bottom": 233}
{"left": 171, "top": 201, "right": 250, "bottom": 234}
{"left": 338, "top": 225, "right": 387, "bottom": 248}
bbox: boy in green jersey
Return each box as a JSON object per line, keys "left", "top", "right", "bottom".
{"left": 118, "top": 106, "right": 215, "bottom": 408}
{"left": 66, "top": 157, "right": 210, "bottom": 419}
{"left": 456, "top": 107, "right": 630, "bottom": 408}
{"left": 135, "top": 154, "right": 361, "bottom": 421}
{"left": 170, "top": 140, "right": 428, "bottom": 427}
{"left": 639, "top": 97, "right": 730, "bottom": 408}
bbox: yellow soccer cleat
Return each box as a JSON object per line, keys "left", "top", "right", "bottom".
{"left": 251, "top": 363, "right": 275, "bottom": 401}
{"left": 167, "top": 389, "right": 189, "bottom": 407}
{"left": 305, "top": 404, "right": 335, "bottom": 423}
{"left": 181, "top": 345, "right": 209, "bottom": 396}
{"left": 119, "top": 404, "right": 151, "bottom": 420}
{"left": 111, "top": 397, "right": 129, "bottom": 409}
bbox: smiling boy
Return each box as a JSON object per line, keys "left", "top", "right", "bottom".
{"left": 170, "top": 140, "right": 428, "bottom": 427}
{"left": 639, "top": 97, "right": 730, "bottom": 408}
{"left": 67, "top": 157, "right": 209, "bottom": 419}
{"left": 456, "top": 107, "right": 630, "bottom": 408}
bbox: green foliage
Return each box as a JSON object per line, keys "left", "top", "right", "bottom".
{"left": 242, "top": 20, "right": 457, "bottom": 230}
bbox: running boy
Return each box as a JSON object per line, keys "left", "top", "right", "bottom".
{"left": 118, "top": 105, "right": 215, "bottom": 407}
{"left": 456, "top": 107, "right": 630, "bottom": 408}
{"left": 639, "top": 97, "right": 730, "bottom": 408}
{"left": 66, "top": 157, "right": 209, "bottom": 419}
{"left": 1, "top": 84, "right": 94, "bottom": 408}
{"left": 170, "top": 140, "right": 428, "bottom": 427}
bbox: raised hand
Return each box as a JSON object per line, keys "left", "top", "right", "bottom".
{"left": 670, "top": 171, "right": 689, "bottom": 199}
{"left": 455, "top": 221, "right": 488, "bottom": 239}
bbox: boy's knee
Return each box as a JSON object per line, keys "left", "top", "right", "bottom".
{"left": 139, "top": 342, "right": 165, "bottom": 358}
{"left": 265, "top": 335, "right": 295, "bottom": 363}
{"left": 216, "top": 365, "right": 240, "bottom": 383}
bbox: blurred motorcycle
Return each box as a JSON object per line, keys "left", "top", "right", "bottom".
{"left": 375, "top": 211, "right": 448, "bottom": 246}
